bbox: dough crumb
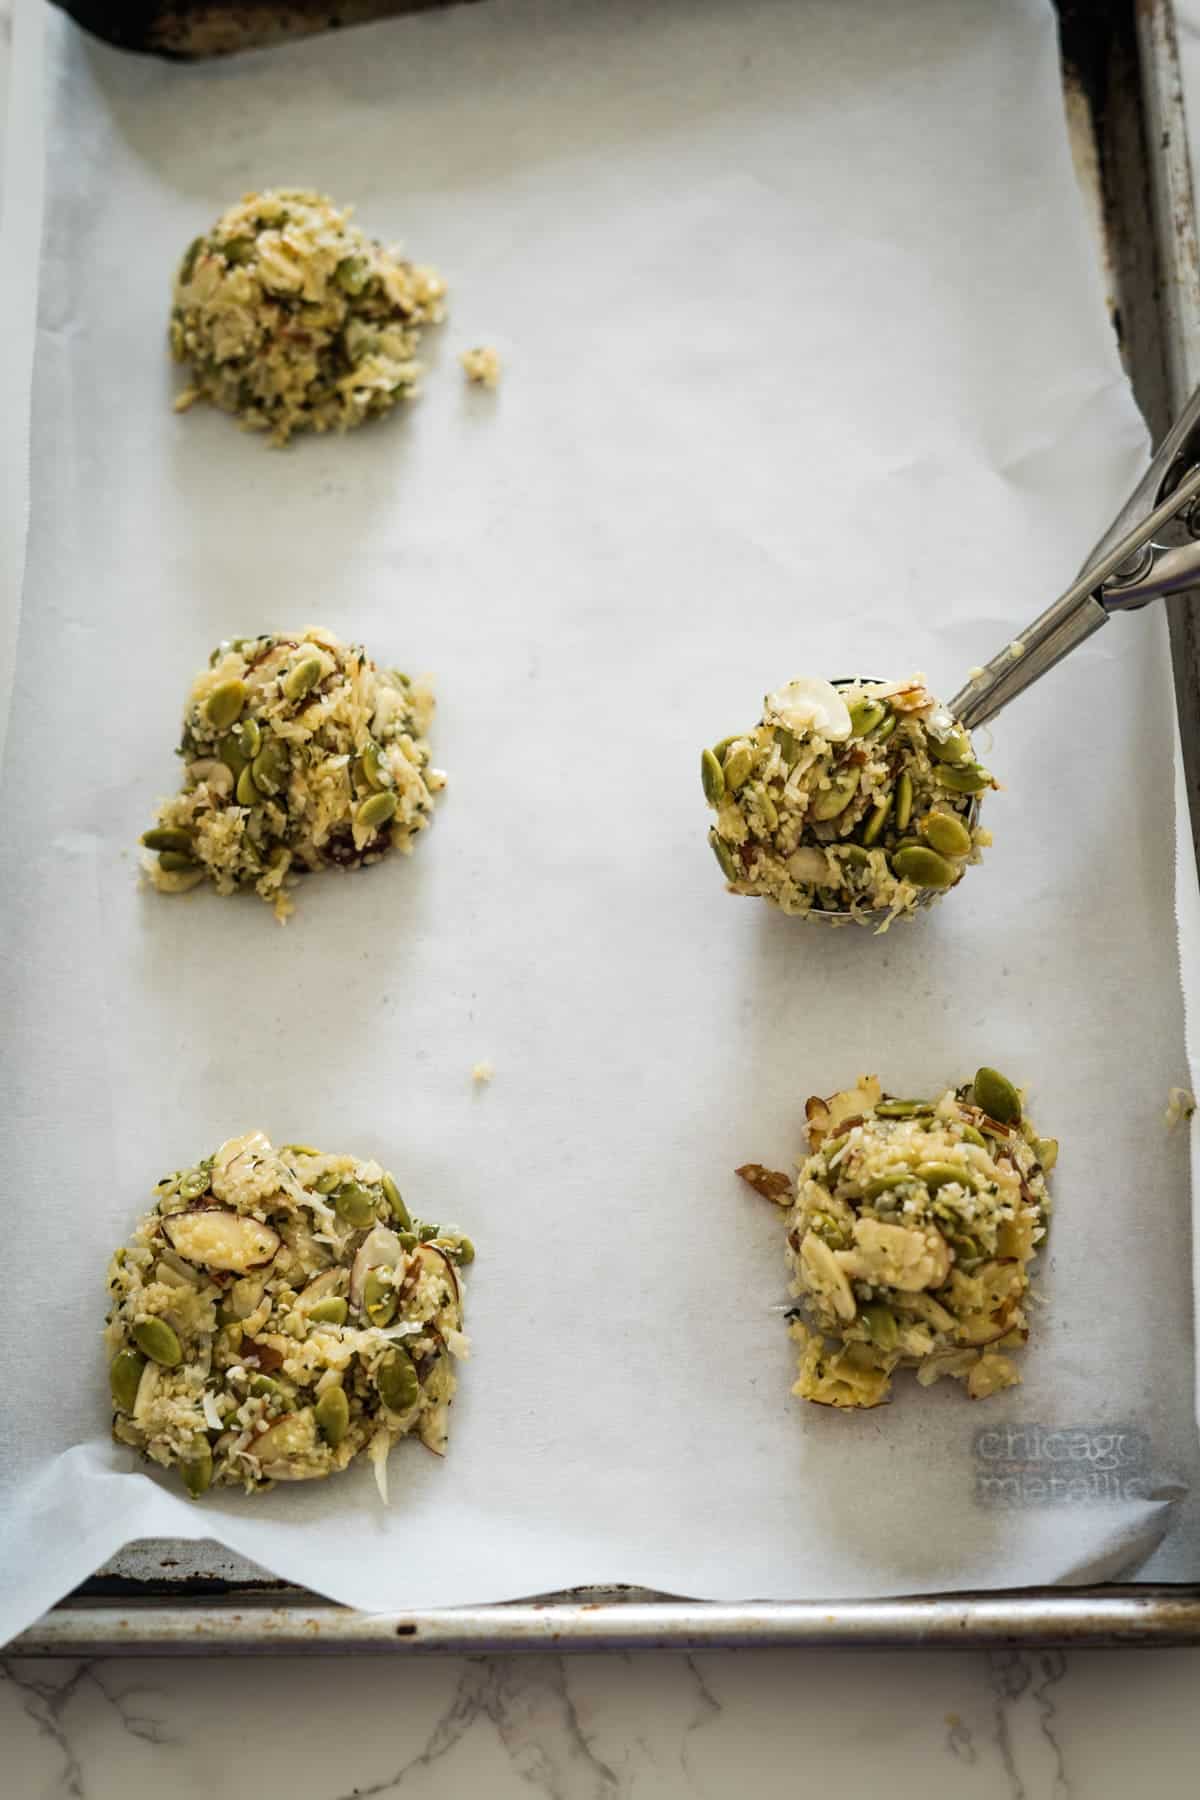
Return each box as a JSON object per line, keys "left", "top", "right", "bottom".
{"left": 1165, "top": 1085, "right": 1196, "bottom": 1128}
{"left": 471, "top": 1060, "right": 495, "bottom": 1085}
{"left": 461, "top": 346, "right": 501, "bottom": 389}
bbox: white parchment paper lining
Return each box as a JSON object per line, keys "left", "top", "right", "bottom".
{"left": 1, "top": 0, "right": 1198, "bottom": 1643}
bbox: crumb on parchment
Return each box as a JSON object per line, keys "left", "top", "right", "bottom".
{"left": 461, "top": 346, "right": 501, "bottom": 388}
{"left": 471, "top": 1061, "right": 495, "bottom": 1085}
{"left": 1166, "top": 1086, "right": 1196, "bottom": 1128}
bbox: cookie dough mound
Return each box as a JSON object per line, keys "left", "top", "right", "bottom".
{"left": 106, "top": 1132, "right": 474, "bottom": 1498}
{"left": 141, "top": 627, "right": 445, "bottom": 919}
{"left": 703, "top": 675, "right": 994, "bottom": 924}
{"left": 738, "top": 1069, "right": 1054, "bottom": 1408}
{"left": 170, "top": 188, "right": 446, "bottom": 443}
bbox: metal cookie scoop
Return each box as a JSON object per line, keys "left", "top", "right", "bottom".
{"left": 807, "top": 391, "right": 1200, "bottom": 924}
{"left": 949, "top": 384, "right": 1200, "bottom": 731}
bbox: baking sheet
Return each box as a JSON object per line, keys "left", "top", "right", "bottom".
{"left": 1, "top": 0, "right": 1198, "bottom": 1647}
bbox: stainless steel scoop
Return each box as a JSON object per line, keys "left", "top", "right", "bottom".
{"left": 809, "top": 384, "right": 1200, "bottom": 922}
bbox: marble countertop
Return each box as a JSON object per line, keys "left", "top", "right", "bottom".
{"left": 3, "top": 4, "right": 1200, "bottom": 1793}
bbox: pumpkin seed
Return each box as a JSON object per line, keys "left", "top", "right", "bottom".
{"left": 314, "top": 1172, "right": 341, "bottom": 1195}
{"left": 110, "top": 1349, "right": 146, "bottom": 1412}
{"left": 860, "top": 792, "right": 893, "bottom": 846}
{"left": 919, "top": 810, "right": 972, "bottom": 857}
{"left": 861, "top": 1173, "right": 916, "bottom": 1199}
{"left": 179, "top": 236, "right": 204, "bottom": 283}
{"left": 938, "top": 762, "right": 991, "bottom": 794}
{"left": 874, "top": 713, "right": 898, "bottom": 743}
{"left": 894, "top": 770, "right": 913, "bottom": 832}
{"left": 754, "top": 787, "right": 779, "bottom": 831}
{"left": 891, "top": 845, "right": 957, "bottom": 888}
{"left": 205, "top": 680, "right": 247, "bottom": 730}
{"left": 361, "top": 740, "right": 393, "bottom": 790}
{"left": 861, "top": 1303, "right": 899, "bottom": 1350}
{"left": 222, "top": 236, "right": 256, "bottom": 267}
{"left": 218, "top": 732, "right": 248, "bottom": 777}
{"left": 711, "top": 736, "right": 738, "bottom": 762}
{"left": 449, "top": 1236, "right": 476, "bottom": 1265}
{"left": 1035, "top": 1137, "right": 1059, "bottom": 1172}
{"left": 810, "top": 768, "right": 859, "bottom": 821}
{"left": 178, "top": 1166, "right": 211, "bottom": 1201}
{"left": 236, "top": 765, "right": 261, "bottom": 807}
{"left": 249, "top": 1375, "right": 281, "bottom": 1398}
{"left": 710, "top": 832, "right": 738, "bottom": 881}
{"left": 251, "top": 737, "right": 289, "bottom": 797}
{"left": 929, "top": 727, "right": 971, "bottom": 765}
{"left": 282, "top": 656, "right": 323, "bottom": 703}
{"left": 874, "top": 1099, "right": 933, "bottom": 1118}
{"left": 355, "top": 791, "right": 398, "bottom": 832}
{"left": 701, "top": 747, "right": 725, "bottom": 806}
{"left": 334, "top": 1182, "right": 377, "bottom": 1228}
{"left": 141, "top": 828, "right": 194, "bottom": 854}
{"left": 974, "top": 1066, "right": 1022, "bottom": 1125}
{"left": 838, "top": 845, "right": 871, "bottom": 869}
{"left": 307, "top": 1297, "right": 348, "bottom": 1326}
{"left": 335, "top": 256, "right": 369, "bottom": 295}
{"left": 381, "top": 1173, "right": 411, "bottom": 1229}
{"left": 774, "top": 726, "right": 801, "bottom": 765}
{"left": 377, "top": 1347, "right": 419, "bottom": 1413}
{"left": 158, "top": 850, "right": 200, "bottom": 873}
{"left": 235, "top": 717, "right": 262, "bottom": 761}
{"left": 848, "top": 698, "right": 886, "bottom": 736}
{"left": 916, "top": 1161, "right": 970, "bottom": 1190}
{"left": 958, "top": 1124, "right": 987, "bottom": 1148}
{"left": 364, "top": 1268, "right": 398, "bottom": 1327}
{"left": 723, "top": 744, "right": 754, "bottom": 793}
{"left": 133, "top": 1317, "right": 183, "bottom": 1367}
{"left": 315, "top": 1386, "right": 350, "bottom": 1446}
{"left": 179, "top": 1437, "right": 213, "bottom": 1498}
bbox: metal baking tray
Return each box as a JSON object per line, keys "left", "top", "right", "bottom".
{"left": 9, "top": 0, "right": 1200, "bottom": 1655}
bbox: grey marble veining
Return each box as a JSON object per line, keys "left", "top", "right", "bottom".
{"left": 4, "top": 1646, "right": 1200, "bottom": 1798}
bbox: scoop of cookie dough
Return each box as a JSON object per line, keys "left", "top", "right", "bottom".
{"left": 738, "top": 1069, "right": 1054, "bottom": 1408}
{"left": 141, "top": 627, "right": 444, "bottom": 920}
{"left": 170, "top": 188, "right": 446, "bottom": 443}
{"left": 106, "top": 1133, "right": 474, "bottom": 1498}
{"left": 703, "top": 675, "right": 994, "bottom": 924}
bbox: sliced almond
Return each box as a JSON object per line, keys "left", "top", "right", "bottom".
{"left": 164, "top": 1208, "right": 280, "bottom": 1274}
{"left": 799, "top": 1232, "right": 857, "bottom": 1322}
{"left": 348, "top": 1224, "right": 404, "bottom": 1311}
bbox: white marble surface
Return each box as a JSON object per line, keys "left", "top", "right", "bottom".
{"left": 2, "top": 1643, "right": 1200, "bottom": 1798}
{"left": 4, "top": 3, "right": 1200, "bottom": 1794}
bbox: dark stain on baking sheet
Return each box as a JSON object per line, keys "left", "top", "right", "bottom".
{"left": 972, "top": 1424, "right": 1186, "bottom": 1508}
{"left": 47, "top": 0, "right": 481, "bottom": 60}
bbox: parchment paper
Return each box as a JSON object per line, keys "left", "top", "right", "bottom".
{"left": 2, "top": 0, "right": 1198, "bottom": 1644}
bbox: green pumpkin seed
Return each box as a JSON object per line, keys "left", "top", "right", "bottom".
{"left": 377, "top": 1347, "right": 419, "bottom": 1413}
{"left": 361, "top": 740, "right": 393, "bottom": 790}
{"left": 179, "top": 1437, "right": 213, "bottom": 1498}
{"left": 874, "top": 713, "right": 898, "bottom": 743}
{"left": 894, "top": 770, "right": 914, "bottom": 832}
{"left": 158, "top": 850, "right": 200, "bottom": 873}
{"left": 282, "top": 657, "right": 323, "bottom": 703}
{"left": 874, "top": 1099, "right": 933, "bottom": 1118}
{"left": 810, "top": 768, "right": 859, "bottom": 821}
{"left": 418, "top": 1222, "right": 440, "bottom": 1242}
{"left": 861, "top": 1303, "right": 899, "bottom": 1350}
{"left": 938, "top": 762, "right": 991, "bottom": 794}
{"left": 919, "top": 810, "right": 972, "bottom": 857}
{"left": 951, "top": 1233, "right": 984, "bottom": 1262}
{"left": 838, "top": 845, "right": 871, "bottom": 869}
{"left": 397, "top": 1231, "right": 418, "bottom": 1250}
{"left": 315, "top": 1386, "right": 350, "bottom": 1446}
{"left": 711, "top": 735, "right": 738, "bottom": 763}
{"left": 860, "top": 792, "right": 893, "bottom": 847}
{"left": 179, "top": 236, "right": 204, "bottom": 284}
{"left": 1035, "top": 1137, "right": 1059, "bottom": 1172}
{"left": 205, "top": 680, "right": 247, "bottom": 731}
{"left": 178, "top": 1166, "right": 211, "bottom": 1201}
{"left": 110, "top": 1349, "right": 146, "bottom": 1412}
{"left": 249, "top": 1375, "right": 281, "bottom": 1398}
{"left": 974, "top": 1067, "right": 1022, "bottom": 1126}
{"left": 141, "top": 827, "right": 194, "bottom": 854}
{"left": 722, "top": 744, "right": 754, "bottom": 793}
{"left": 363, "top": 1268, "right": 398, "bottom": 1327}
{"left": 251, "top": 737, "right": 289, "bottom": 796}
{"left": 448, "top": 1236, "right": 476, "bottom": 1265}
{"left": 381, "top": 1173, "right": 411, "bottom": 1229}
{"left": 133, "top": 1317, "right": 183, "bottom": 1367}
{"left": 710, "top": 831, "right": 738, "bottom": 882}
{"left": 860, "top": 1173, "right": 913, "bottom": 1199}
{"left": 355, "top": 790, "right": 398, "bottom": 832}
{"left": 701, "top": 748, "right": 725, "bottom": 806}
{"left": 891, "top": 845, "right": 957, "bottom": 888}
{"left": 916, "top": 1161, "right": 970, "bottom": 1190}
{"left": 958, "top": 1124, "right": 987, "bottom": 1148}
{"left": 283, "top": 1143, "right": 321, "bottom": 1156}
{"left": 334, "top": 1181, "right": 377, "bottom": 1228}
{"left": 222, "top": 236, "right": 256, "bottom": 267}
{"left": 335, "top": 256, "right": 369, "bottom": 295}
{"left": 235, "top": 765, "right": 261, "bottom": 807}
{"left": 774, "top": 726, "right": 801, "bottom": 765}
{"left": 754, "top": 787, "right": 779, "bottom": 831}
{"left": 236, "top": 717, "right": 262, "bottom": 761}
{"left": 218, "top": 732, "right": 248, "bottom": 777}
{"left": 848, "top": 698, "right": 887, "bottom": 736}
{"left": 306, "top": 1297, "right": 349, "bottom": 1326}
{"left": 929, "top": 727, "right": 971, "bottom": 766}
{"left": 314, "top": 1171, "right": 341, "bottom": 1195}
